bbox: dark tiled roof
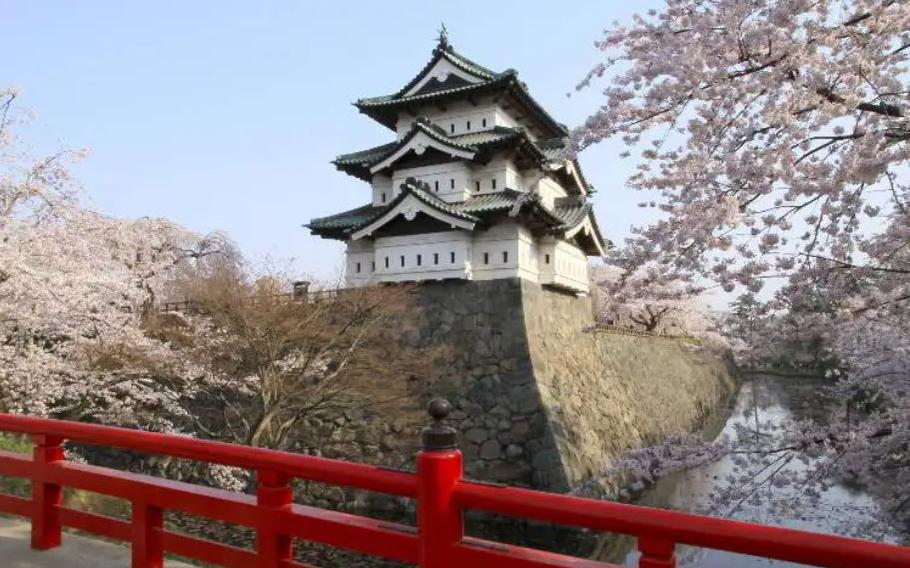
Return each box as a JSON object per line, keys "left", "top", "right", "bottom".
{"left": 333, "top": 142, "right": 398, "bottom": 168}
{"left": 307, "top": 204, "right": 379, "bottom": 231}
{"left": 333, "top": 123, "right": 542, "bottom": 180}
{"left": 307, "top": 179, "right": 604, "bottom": 245}
{"left": 356, "top": 50, "right": 567, "bottom": 139}
{"left": 552, "top": 197, "right": 592, "bottom": 230}
{"left": 536, "top": 137, "right": 571, "bottom": 162}
{"left": 394, "top": 43, "right": 497, "bottom": 99}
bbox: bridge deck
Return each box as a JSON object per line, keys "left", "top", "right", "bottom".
{"left": 0, "top": 516, "right": 192, "bottom": 567}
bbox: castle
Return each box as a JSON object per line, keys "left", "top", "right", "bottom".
{"left": 306, "top": 31, "right": 607, "bottom": 294}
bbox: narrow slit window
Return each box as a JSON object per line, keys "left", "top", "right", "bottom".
{"left": 434, "top": 180, "right": 439, "bottom": 192}
{"left": 466, "top": 120, "right": 471, "bottom": 130}
{"left": 545, "top": 254, "right": 550, "bottom": 264}
{"left": 356, "top": 262, "right": 361, "bottom": 273}
{"left": 502, "top": 252, "right": 508, "bottom": 263}
{"left": 491, "top": 179, "right": 497, "bottom": 189}
{"left": 450, "top": 178, "right": 455, "bottom": 189}
{"left": 450, "top": 123, "right": 455, "bottom": 133}
{"left": 483, "top": 252, "right": 489, "bottom": 265}
{"left": 475, "top": 181, "right": 480, "bottom": 192}
{"left": 381, "top": 192, "right": 386, "bottom": 203}
{"left": 417, "top": 254, "right": 422, "bottom": 266}
{"left": 371, "top": 261, "right": 376, "bottom": 272}
{"left": 450, "top": 252, "right": 455, "bottom": 263}
{"left": 433, "top": 253, "right": 439, "bottom": 265}
{"left": 482, "top": 118, "right": 487, "bottom": 127}
{"left": 400, "top": 255, "right": 405, "bottom": 267}
{"left": 385, "top": 256, "right": 390, "bottom": 268}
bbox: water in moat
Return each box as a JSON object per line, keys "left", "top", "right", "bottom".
{"left": 596, "top": 375, "right": 903, "bottom": 567}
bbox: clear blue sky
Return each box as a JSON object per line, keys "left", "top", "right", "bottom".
{"left": 6, "top": 1, "right": 663, "bottom": 281}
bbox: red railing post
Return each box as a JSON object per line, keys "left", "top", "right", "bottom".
{"left": 256, "top": 468, "right": 293, "bottom": 567}
{"left": 30, "top": 434, "right": 64, "bottom": 550}
{"left": 417, "top": 398, "right": 463, "bottom": 568}
{"left": 131, "top": 501, "right": 164, "bottom": 568}
{"left": 639, "top": 537, "right": 676, "bottom": 568}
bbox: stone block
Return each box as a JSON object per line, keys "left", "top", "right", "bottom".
{"left": 479, "top": 439, "right": 503, "bottom": 460}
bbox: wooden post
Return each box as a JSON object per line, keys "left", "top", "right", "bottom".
{"left": 31, "top": 434, "right": 64, "bottom": 550}
{"left": 256, "top": 469, "right": 293, "bottom": 567}
{"left": 131, "top": 502, "right": 164, "bottom": 568}
{"left": 416, "top": 398, "right": 463, "bottom": 568}
{"left": 639, "top": 537, "right": 676, "bottom": 568}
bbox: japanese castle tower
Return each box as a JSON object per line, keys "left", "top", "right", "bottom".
{"left": 307, "top": 31, "right": 607, "bottom": 294}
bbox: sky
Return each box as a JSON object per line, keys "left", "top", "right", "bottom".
{"left": 5, "top": 1, "right": 665, "bottom": 282}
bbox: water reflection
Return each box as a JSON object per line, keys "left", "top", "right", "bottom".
{"left": 596, "top": 376, "right": 899, "bottom": 567}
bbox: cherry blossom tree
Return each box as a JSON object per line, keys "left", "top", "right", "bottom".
{"left": 0, "top": 87, "right": 224, "bottom": 429}
{"left": 575, "top": 0, "right": 910, "bottom": 535}
{"left": 591, "top": 263, "right": 711, "bottom": 335}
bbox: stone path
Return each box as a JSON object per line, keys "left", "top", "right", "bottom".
{"left": 0, "top": 515, "right": 193, "bottom": 567}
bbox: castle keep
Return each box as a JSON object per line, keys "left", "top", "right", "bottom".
{"left": 307, "top": 31, "right": 606, "bottom": 294}
{"left": 302, "top": 34, "right": 732, "bottom": 499}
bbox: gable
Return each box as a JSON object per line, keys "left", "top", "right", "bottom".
{"left": 401, "top": 57, "right": 488, "bottom": 98}
{"left": 370, "top": 212, "right": 456, "bottom": 237}
{"left": 370, "top": 129, "right": 475, "bottom": 174}
{"left": 350, "top": 190, "right": 476, "bottom": 240}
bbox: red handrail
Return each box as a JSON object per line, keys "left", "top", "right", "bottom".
{"left": 0, "top": 411, "right": 906, "bottom": 568}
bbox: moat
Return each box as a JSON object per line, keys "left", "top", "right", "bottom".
{"left": 598, "top": 375, "right": 902, "bottom": 567}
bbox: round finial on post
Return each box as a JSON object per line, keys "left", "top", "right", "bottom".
{"left": 422, "top": 397, "right": 457, "bottom": 451}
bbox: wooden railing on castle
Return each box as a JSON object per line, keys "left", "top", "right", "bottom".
{"left": 158, "top": 287, "right": 343, "bottom": 314}
{"left": 589, "top": 323, "right": 693, "bottom": 340}
{"left": 0, "top": 401, "right": 908, "bottom": 568}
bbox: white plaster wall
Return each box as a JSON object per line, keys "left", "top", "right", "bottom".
{"left": 371, "top": 175, "right": 393, "bottom": 206}
{"left": 345, "top": 239, "right": 376, "bottom": 286}
{"left": 396, "top": 100, "right": 499, "bottom": 139}
{"left": 471, "top": 221, "right": 532, "bottom": 281}
{"left": 344, "top": 224, "right": 588, "bottom": 292}
{"left": 373, "top": 231, "right": 473, "bottom": 282}
{"left": 392, "top": 163, "right": 471, "bottom": 203}
{"left": 535, "top": 177, "right": 568, "bottom": 209}
{"left": 538, "top": 238, "right": 589, "bottom": 293}
{"left": 469, "top": 157, "right": 523, "bottom": 195}
{"left": 494, "top": 107, "right": 522, "bottom": 131}
{"left": 517, "top": 226, "right": 540, "bottom": 278}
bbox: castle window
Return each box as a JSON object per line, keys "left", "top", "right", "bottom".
{"left": 482, "top": 118, "right": 487, "bottom": 127}
{"left": 491, "top": 179, "right": 497, "bottom": 189}
{"left": 450, "top": 252, "right": 455, "bottom": 263}
{"left": 450, "top": 123, "right": 455, "bottom": 133}
{"left": 385, "top": 256, "right": 389, "bottom": 269}
{"left": 483, "top": 252, "right": 489, "bottom": 265}
{"left": 450, "top": 178, "right": 455, "bottom": 189}
{"left": 434, "top": 180, "right": 439, "bottom": 192}
{"left": 545, "top": 254, "right": 550, "bottom": 264}
{"left": 475, "top": 181, "right": 480, "bottom": 192}
{"left": 433, "top": 253, "right": 439, "bottom": 265}
{"left": 400, "top": 255, "right": 405, "bottom": 267}
{"left": 502, "top": 252, "right": 508, "bottom": 263}
{"left": 381, "top": 192, "right": 386, "bottom": 203}
{"left": 371, "top": 261, "right": 375, "bottom": 272}
{"left": 417, "top": 254, "right": 422, "bottom": 266}
{"left": 356, "top": 262, "right": 361, "bottom": 273}
{"left": 466, "top": 120, "right": 471, "bottom": 130}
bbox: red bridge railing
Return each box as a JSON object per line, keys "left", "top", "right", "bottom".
{"left": 0, "top": 400, "right": 907, "bottom": 568}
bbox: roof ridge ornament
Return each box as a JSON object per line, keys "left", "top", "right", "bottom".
{"left": 436, "top": 23, "right": 450, "bottom": 52}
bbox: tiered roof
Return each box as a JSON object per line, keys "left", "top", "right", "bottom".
{"left": 334, "top": 119, "right": 552, "bottom": 181}
{"left": 307, "top": 31, "right": 609, "bottom": 257}
{"left": 354, "top": 37, "right": 568, "bottom": 139}
{"left": 307, "top": 179, "right": 607, "bottom": 255}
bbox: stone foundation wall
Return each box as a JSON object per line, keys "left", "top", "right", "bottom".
{"left": 408, "top": 278, "right": 735, "bottom": 493}
{"left": 521, "top": 280, "right": 735, "bottom": 492}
